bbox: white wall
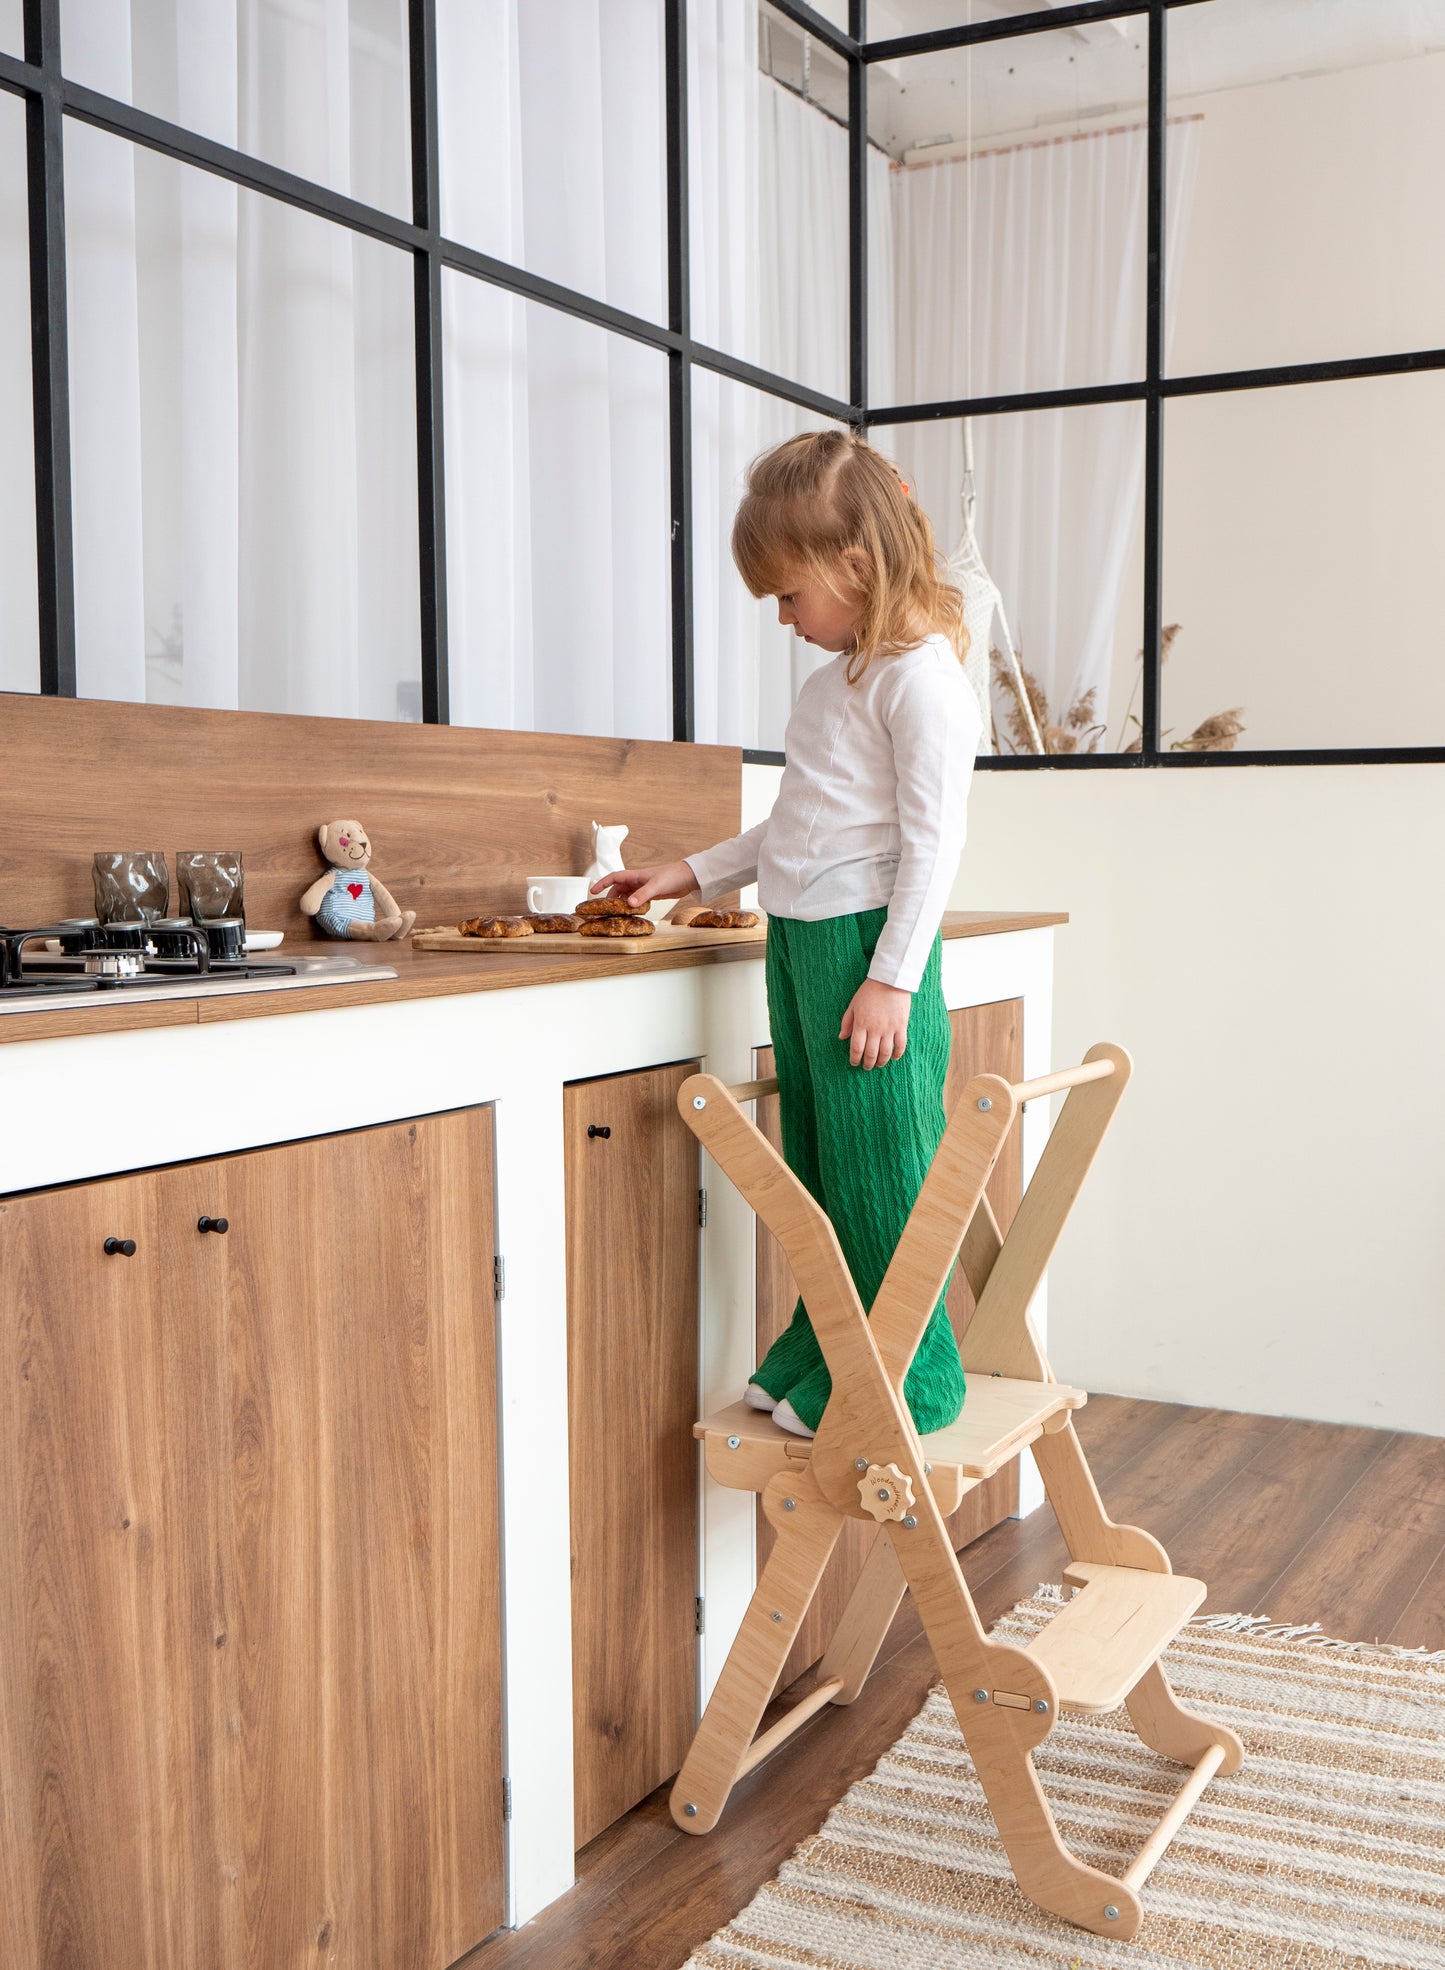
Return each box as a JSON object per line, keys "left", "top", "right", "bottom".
{"left": 959, "top": 764, "right": 1445, "bottom": 1439}
{"left": 744, "top": 758, "right": 1445, "bottom": 1436}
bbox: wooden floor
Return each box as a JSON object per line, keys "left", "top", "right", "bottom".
{"left": 464, "top": 1394, "right": 1445, "bottom": 1970}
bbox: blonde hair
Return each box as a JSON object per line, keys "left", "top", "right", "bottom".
{"left": 731, "top": 429, "right": 967, "bottom": 684}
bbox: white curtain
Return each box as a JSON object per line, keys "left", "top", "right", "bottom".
{"left": 689, "top": 9, "right": 895, "bottom": 750}
{"left": 887, "top": 121, "right": 1201, "bottom": 728}
{"left": 61, "top": 0, "right": 419, "bottom": 719}
{"left": 438, "top": 0, "right": 672, "bottom": 739}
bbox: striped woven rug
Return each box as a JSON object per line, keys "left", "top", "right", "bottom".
{"left": 682, "top": 1584, "right": 1445, "bottom": 1969}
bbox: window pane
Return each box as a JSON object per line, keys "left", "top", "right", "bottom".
{"left": 871, "top": 25, "right": 1153, "bottom": 405}
{"left": 0, "top": 0, "right": 22, "bottom": 55}
{"left": 65, "top": 122, "right": 420, "bottom": 718}
{"left": 442, "top": 275, "right": 670, "bottom": 740}
{"left": 693, "top": 4, "right": 851, "bottom": 403}
{"left": 438, "top": 0, "right": 667, "bottom": 327}
{"left": 61, "top": 0, "right": 411, "bottom": 218}
{"left": 883, "top": 401, "right": 1145, "bottom": 755}
{"left": 0, "top": 90, "right": 39, "bottom": 692}
{"left": 1163, "top": 373, "right": 1445, "bottom": 752}
{"left": 1168, "top": 1, "right": 1445, "bottom": 373}
{"left": 691, "top": 371, "right": 845, "bottom": 750}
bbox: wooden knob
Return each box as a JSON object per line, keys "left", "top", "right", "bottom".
{"left": 857, "top": 1463, "right": 915, "bottom": 1524}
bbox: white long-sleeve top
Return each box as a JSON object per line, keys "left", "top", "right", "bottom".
{"left": 685, "top": 633, "right": 981, "bottom": 993}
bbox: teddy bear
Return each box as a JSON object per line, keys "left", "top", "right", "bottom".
{"left": 299, "top": 820, "right": 416, "bottom": 942}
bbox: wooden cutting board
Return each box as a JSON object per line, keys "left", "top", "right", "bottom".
{"left": 411, "top": 918, "right": 768, "bottom": 958}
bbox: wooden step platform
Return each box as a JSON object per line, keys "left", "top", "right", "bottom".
{"left": 694, "top": 1376, "right": 1087, "bottom": 1513}
{"left": 1026, "top": 1562, "right": 1207, "bottom": 1714}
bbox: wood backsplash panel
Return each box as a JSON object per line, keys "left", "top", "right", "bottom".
{"left": 0, "top": 695, "right": 742, "bottom": 938}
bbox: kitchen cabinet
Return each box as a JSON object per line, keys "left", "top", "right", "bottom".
{"left": 754, "top": 999, "right": 1026, "bottom": 1683}
{"left": 0, "top": 1109, "right": 504, "bottom": 1970}
{"left": 565, "top": 1061, "right": 701, "bottom": 1850}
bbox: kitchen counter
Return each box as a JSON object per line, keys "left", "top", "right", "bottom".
{"left": 0, "top": 910, "right": 1066, "bottom": 1045}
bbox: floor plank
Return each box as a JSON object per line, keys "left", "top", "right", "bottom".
{"left": 462, "top": 1397, "right": 1445, "bottom": 1970}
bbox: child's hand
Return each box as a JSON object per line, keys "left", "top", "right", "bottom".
{"left": 590, "top": 860, "right": 699, "bottom": 912}
{"left": 840, "top": 979, "right": 911, "bottom": 1069}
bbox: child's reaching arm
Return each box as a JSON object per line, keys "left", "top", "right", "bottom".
{"left": 589, "top": 818, "right": 771, "bottom": 914}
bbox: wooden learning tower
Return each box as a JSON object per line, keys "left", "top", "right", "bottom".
{"left": 672, "top": 1044, "right": 1244, "bottom": 1941}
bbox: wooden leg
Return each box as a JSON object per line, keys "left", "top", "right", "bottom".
{"left": 1126, "top": 1660, "right": 1246, "bottom": 1776}
{"left": 670, "top": 1469, "right": 842, "bottom": 1833}
{"left": 1033, "top": 1420, "right": 1171, "bottom": 1573}
{"left": 890, "top": 1513, "right": 1145, "bottom": 1941}
{"left": 818, "top": 1526, "right": 907, "bottom": 1704}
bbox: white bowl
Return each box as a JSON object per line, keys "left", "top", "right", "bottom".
{"left": 245, "top": 930, "right": 285, "bottom": 952}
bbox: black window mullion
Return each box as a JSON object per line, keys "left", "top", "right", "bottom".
{"left": 849, "top": 1, "right": 867, "bottom": 423}
{"left": 666, "top": 0, "right": 694, "bottom": 744}
{"left": 410, "top": 0, "right": 448, "bottom": 725}
{"left": 24, "top": 0, "right": 74, "bottom": 697}
{"left": 1140, "top": 0, "right": 1166, "bottom": 763}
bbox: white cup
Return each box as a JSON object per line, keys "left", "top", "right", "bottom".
{"left": 526, "top": 876, "right": 590, "bottom": 914}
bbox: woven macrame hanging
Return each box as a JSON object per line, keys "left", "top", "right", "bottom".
{"left": 944, "top": 430, "right": 1042, "bottom": 756}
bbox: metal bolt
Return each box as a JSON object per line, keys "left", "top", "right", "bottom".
{"left": 876, "top": 1487, "right": 891, "bottom": 1501}
{"left": 771, "top": 1611, "right": 782, "bottom": 1623}
{"left": 684, "top": 1803, "right": 698, "bottom": 1818}
{"left": 972, "top": 1688, "right": 989, "bottom": 1704}
{"left": 854, "top": 1457, "right": 869, "bottom": 1471}
{"left": 1034, "top": 1699, "right": 1049, "bottom": 1713}
{"left": 783, "top": 1498, "right": 796, "bottom": 1511}
{"left": 692, "top": 1096, "right": 707, "bottom": 1110}
{"left": 977, "top": 1096, "right": 993, "bottom": 1111}
{"left": 1104, "top": 1905, "right": 1119, "bottom": 1922}
{"left": 924, "top": 1461, "right": 932, "bottom": 1474}
{"left": 726, "top": 1435, "right": 741, "bottom": 1449}
{"left": 902, "top": 1515, "right": 917, "bottom": 1530}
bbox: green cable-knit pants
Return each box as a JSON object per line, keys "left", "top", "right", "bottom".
{"left": 750, "top": 906, "right": 967, "bottom": 1435}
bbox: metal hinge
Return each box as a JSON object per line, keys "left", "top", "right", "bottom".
{"left": 493, "top": 1255, "right": 505, "bottom": 1301}
{"left": 695, "top": 1596, "right": 705, "bottom": 1635}
{"left": 698, "top": 1187, "right": 708, "bottom": 1228}
{"left": 502, "top": 1776, "right": 512, "bottom": 1820}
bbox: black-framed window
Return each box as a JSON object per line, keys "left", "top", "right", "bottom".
{"left": 4, "top": 0, "right": 1443, "bottom": 766}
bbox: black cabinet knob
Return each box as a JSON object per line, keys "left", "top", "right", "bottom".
{"left": 103, "top": 1237, "right": 137, "bottom": 1257}
{"left": 197, "top": 1215, "right": 229, "bottom": 1235}
{"left": 587, "top": 1125, "right": 612, "bottom": 1139}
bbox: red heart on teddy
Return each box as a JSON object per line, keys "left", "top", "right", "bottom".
{"left": 347, "top": 882, "right": 364, "bottom": 900}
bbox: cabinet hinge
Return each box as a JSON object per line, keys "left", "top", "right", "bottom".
{"left": 493, "top": 1255, "right": 505, "bottom": 1301}
{"left": 698, "top": 1187, "right": 708, "bottom": 1228}
{"left": 695, "top": 1596, "right": 705, "bottom": 1636}
{"left": 502, "top": 1776, "right": 512, "bottom": 1820}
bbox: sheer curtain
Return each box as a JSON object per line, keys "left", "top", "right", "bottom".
{"left": 887, "top": 121, "right": 1201, "bottom": 726}
{"left": 61, "top": 0, "right": 420, "bottom": 718}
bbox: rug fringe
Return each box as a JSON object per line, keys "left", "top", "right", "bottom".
{"left": 1028, "top": 1580, "right": 1445, "bottom": 1664}
{"left": 1015, "top": 1583, "right": 1445, "bottom": 1662}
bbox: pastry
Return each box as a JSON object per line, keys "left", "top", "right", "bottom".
{"left": 577, "top": 894, "right": 642, "bottom": 918}
{"left": 459, "top": 915, "right": 534, "bottom": 938}
{"left": 689, "top": 910, "right": 760, "bottom": 929}
{"left": 522, "top": 913, "right": 581, "bottom": 933}
{"left": 578, "top": 914, "right": 654, "bottom": 938}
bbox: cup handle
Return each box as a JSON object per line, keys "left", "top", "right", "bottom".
{"left": 527, "top": 885, "right": 541, "bottom": 913}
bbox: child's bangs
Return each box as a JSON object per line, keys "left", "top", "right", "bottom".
{"left": 732, "top": 496, "right": 838, "bottom": 600}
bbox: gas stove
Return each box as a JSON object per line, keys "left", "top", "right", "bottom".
{"left": 0, "top": 919, "right": 396, "bottom": 1016}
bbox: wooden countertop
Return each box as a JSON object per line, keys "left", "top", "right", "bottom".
{"left": 0, "top": 911, "right": 1067, "bottom": 1047}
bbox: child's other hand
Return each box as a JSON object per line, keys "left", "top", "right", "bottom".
{"left": 590, "top": 860, "right": 699, "bottom": 912}
{"left": 839, "top": 980, "right": 911, "bottom": 1069}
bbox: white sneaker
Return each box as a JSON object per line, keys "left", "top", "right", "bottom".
{"left": 771, "top": 1397, "right": 815, "bottom": 1440}
{"left": 744, "top": 1382, "right": 777, "bottom": 1412}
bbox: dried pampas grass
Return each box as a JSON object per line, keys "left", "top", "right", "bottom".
{"left": 989, "top": 625, "right": 1246, "bottom": 757}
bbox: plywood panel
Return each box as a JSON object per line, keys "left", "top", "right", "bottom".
{"left": 0, "top": 1110, "right": 504, "bottom": 1970}
{"left": 0, "top": 694, "right": 742, "bottom": 938}
{"left": 566, "top": 1062, "right": 701, "bottom": 1849}
{"left": 754, "top": 999, "right": 1026, "bottom": 1679}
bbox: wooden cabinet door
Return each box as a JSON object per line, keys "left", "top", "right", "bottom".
{"left": 754, "top": 999, "right": 1025, "bottom": 1681}
{"left": 0, "top": 1109, "right": 504, "bottom": 1970}
{"left": 565, "top": 1062, "right": 700, "bottom": 1850}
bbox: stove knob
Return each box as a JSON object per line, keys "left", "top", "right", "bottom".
{"left": 197, "top": 1215, "right": 229, "bottom": 1235}
{"left": 103, "top": 1237, "right": 137, "bottom": 1257}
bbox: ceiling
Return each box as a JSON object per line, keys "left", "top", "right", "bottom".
{"left": 770, "top": 2, "right": 1445, "bottom": 158}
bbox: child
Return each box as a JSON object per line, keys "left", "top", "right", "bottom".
{"left": 592, "top": 430, "right": 982, "bottom": 1440}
